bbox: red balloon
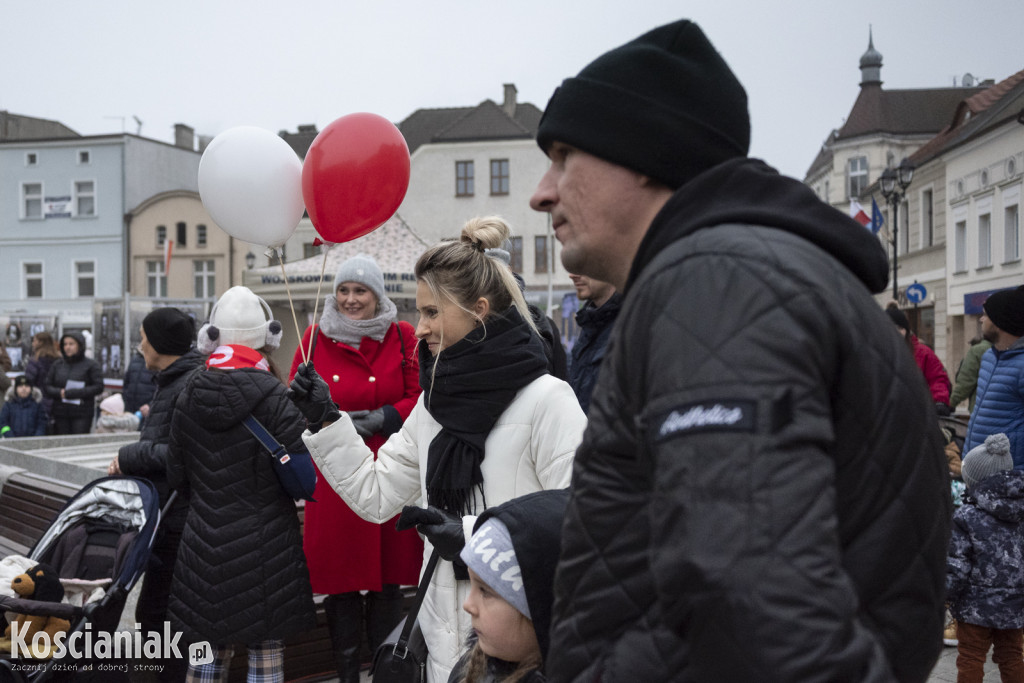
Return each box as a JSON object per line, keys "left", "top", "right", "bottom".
{"left": 302, "top": 113, "right": 411, "bottom": 243}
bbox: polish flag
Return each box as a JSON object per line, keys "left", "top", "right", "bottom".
{"left": 164, "top": 239, "right": 174, "bottom": 275}
{"left": 850, "top": 200, "right": 871, "bottom": 230}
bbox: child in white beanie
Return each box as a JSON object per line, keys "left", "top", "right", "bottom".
{"left": 947, "top": 433, "right": 1024, "bottom": 679}
{"left": 93, "top": 393, "right": 140, "bottom": 434}
{"left": 167, "top": 286, "right": 315, "bottom": 681}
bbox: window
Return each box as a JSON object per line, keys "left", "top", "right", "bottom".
{"left": 25, "top": 152, "right": 37, "bottom": 166}
{"left": 847, "top": 156, "right": 868, "bottom": 198}
{"left": 176, "top": 222, "right": 187, "bottom": 247}
{"left": 824, "top": 180, "right": 830, "bottom": 204}
{"left": 303, "top": 242, "right": 319, "bottom": 259}
{"left": 22, "top": 182, "right": 42, "bottom": 219}
{"left": 23, "top": 262, "right": 43, "bottom": 298}
{"left": 1006, "top": 205, "right": 1020, "bottom": 262}
{"left": 978, "top": 213, "right": 992, "bottom": 268}
{"left": 197, "top": 224, "right": 207, "bottom": 247}
{"left": 509, "top": 236, "right": 523, "bottom": 273}
{"left": 75, "top": 261, "right": 95, "bottom": 297}
{"left": 193, "top": 260, "right": 215, "bottom": 299}
{"left": 456, "top": 161, "right": 474, "bottom": 197}
{"left": 922, "top": 189, "right": 934, "bottom": 247}
{"left": 146, "top": 261, "right": 167, "bottom": 298}
{"left": 74, "top": 181, "right": 95, "bottom": 217}
{"left": 78, "top": 150, "right": 91, "bottom": 164}
{"left": 156, "top": 225, "right": 167, "bottom": 247}
{"left": 954, "top": 221, "right": 967, "bottom": 272}
{"left": 490, "top": 159, "right": 509, "bottom": 195}
{"left": 535, "top": 235, "right": 549, "bottom": 274}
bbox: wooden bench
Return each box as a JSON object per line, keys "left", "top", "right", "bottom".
{"left": 0, "top": 471, "right": 78, "bottom": 559}
{"left": 226, "top": 503, "right": 419, "bottom": 682}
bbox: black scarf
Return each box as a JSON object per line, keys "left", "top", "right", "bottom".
{"left": 419, "top": 306, "right": 549, "bottom": 517}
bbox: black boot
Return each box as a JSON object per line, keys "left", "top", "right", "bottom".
{"left": 323, "top": 592, "right": 363, "bottom": 683}
{"left": 366, "top": 584, "right": 406, "bottom": 653}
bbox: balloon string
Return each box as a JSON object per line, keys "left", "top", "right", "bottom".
{"left": 278, "top": 251, "right": 307, "bottom": 366}
{"left": 307, "top": 244, "right": 331, "bottom": 362}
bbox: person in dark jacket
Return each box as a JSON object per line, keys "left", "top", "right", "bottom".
{"left": 529, "top": 19, "right": 951, "bottom": 682}
{"left": 44, "top": 331, "right": 103, "bottom": 434}
{"left": 108, "top": 307, "right": 201, "bottom": 682}
{"left": 948, "top": 433, "right": 1024, "bottom": 681}
{"left": 449, "top": 489, "right": 569, "bottom": 683}
{"left": 168, "top": 287, "right": 315, "bottom": 681}
{"left": 567, "top": 273, "right": 620, "bottom": 414}
{"left": 121, "top": 350, "right": 156, "bottom": 427}
{"left": 0, "top": 376, "right": 47, "bottom": 438}
{"left": 24, "top": 331, "right": 59, "bottom": 427}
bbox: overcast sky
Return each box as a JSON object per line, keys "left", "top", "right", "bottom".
{"left": 3, "top": 0, "right": 1022, "bottom": 181}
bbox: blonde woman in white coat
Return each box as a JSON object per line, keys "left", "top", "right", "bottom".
{"left": 289, "top": 217, "right": 586, "bottom": 682}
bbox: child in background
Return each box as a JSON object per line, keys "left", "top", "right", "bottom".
{"left": 947, "top": 432, "right": 1024, "bottom": 681}
{"left": 0, "top": 376, "right": 47, "bottom": 438}
{"left": 94, "top": 393, "right": 140, "bottom": 434}
{"left": 451, "top": 489, "right": 569, "bottom": 683}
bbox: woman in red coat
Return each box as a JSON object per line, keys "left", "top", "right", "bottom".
{"left": 886, "top": 304, "right": 952, "bottom": 406}
{"left": 289, "top": 254, "right": 423, "bottom": 682}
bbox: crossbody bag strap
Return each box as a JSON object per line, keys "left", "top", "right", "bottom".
{"left": 243, "top": 415, "right": 288, "bottom": 461}
{"left": 394, "top": 548, "right": 440, "bottom": 654}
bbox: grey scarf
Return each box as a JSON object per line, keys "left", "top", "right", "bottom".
{"left": 317, "top": 295, "right": 397, "bottom": 348}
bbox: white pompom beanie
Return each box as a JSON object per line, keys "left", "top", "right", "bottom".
{"left": 196, "top": 286, "right": 282, "bottom": 354}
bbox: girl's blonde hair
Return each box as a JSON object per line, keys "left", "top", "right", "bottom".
{"left": 414, "top": 216, "right": 537, "bottom": 349}
{"left": 458, "top": 639, "right": 543, "bottom": 683}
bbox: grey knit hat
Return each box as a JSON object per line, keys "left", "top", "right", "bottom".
{"left": 460, "top": 517, "right": 530, "bottom": 619}
{"left": 333, "top": 254, "right": 385, "bottom": 303}
{"left": 962, "top": 433, "right": 1014, "bottom": 488}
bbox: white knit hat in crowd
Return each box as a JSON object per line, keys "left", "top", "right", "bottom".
{"left": 197, "top": 286, "right": 282, "bottom": 354}
{"left": 962, "top": 433, "right": 1014, "bottom": 488}
{"left": 99, "top": 393, "right": 125, "bottom": 415}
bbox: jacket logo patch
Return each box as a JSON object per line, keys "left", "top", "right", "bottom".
{"left": 655, "top": 400, "right": 756, "bottom": 441}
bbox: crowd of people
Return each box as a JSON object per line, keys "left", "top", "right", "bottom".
{"left": 4, "top": 17, "right": 1023, "bottom": 683}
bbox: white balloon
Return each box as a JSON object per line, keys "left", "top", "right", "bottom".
{"left": 198, "top": 126, "right": 304, "bottom": 248}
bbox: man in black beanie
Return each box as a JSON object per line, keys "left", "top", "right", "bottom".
{"left": 963, "top": 285, "right": 1024, "bottom": 470}
{"left": 531, "top": 19, "right": 950, "bottom": 683}
{"left": 108, "top": 307, "right": 203, "bottom": 681}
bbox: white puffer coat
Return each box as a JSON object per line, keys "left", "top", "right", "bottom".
{"left": 304, "top": 373, "right": 585, "bottom": 682}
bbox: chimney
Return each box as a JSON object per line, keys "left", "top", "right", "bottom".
{"left": 502, "top": 83, "right": 518, "bottom": 118}
{"left": 174, "top": 123, "right": 195, "bottom": 150}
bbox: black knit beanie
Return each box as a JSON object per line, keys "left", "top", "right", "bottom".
{"left": 536, "top": 19, "right": 750, "bottom": 190}
{"left": 142, "top": 307, "right": 195, "bottom": 356}
{"left": 984, "top": 286, "right": 1024, "bottom": 337}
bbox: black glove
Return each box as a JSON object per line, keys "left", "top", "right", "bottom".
{"left": 349, "top": 408, "right": 385, "bottom": 438}
{"left": 396, "top": 505, "right": 466, "bottom": 562}
{"left": 287, "top": 363, "right": 341, "bottom": 427}
{"left": 935, "top": 402, "right": 952, "bottom": 417}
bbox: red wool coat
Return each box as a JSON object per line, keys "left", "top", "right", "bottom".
{"left": 289, "top": 321, "right": 423, "bottom": 594}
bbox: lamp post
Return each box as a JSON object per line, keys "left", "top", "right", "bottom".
{"left": 245, "top": 251, "right": 256, "bottom": 270}
{"left": 880, "top": 158, "right": 915, "bottom": 300}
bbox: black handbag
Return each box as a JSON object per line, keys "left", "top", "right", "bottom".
{"left": 371, "top": 549, "right": 440, "bottom": 683}
{"left": 243, "top": 414, "right": 317, "bottom": 502}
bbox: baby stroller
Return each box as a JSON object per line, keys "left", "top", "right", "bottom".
{"left": 0, "top": 476, "right": 161, "bottom": 682}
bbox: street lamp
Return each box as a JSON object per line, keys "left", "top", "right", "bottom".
{"left": 245, "top": 251, "right": 256, "bottom": 270}
{"left": 880, "top": 158, "right": 915, "bottom": 300}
